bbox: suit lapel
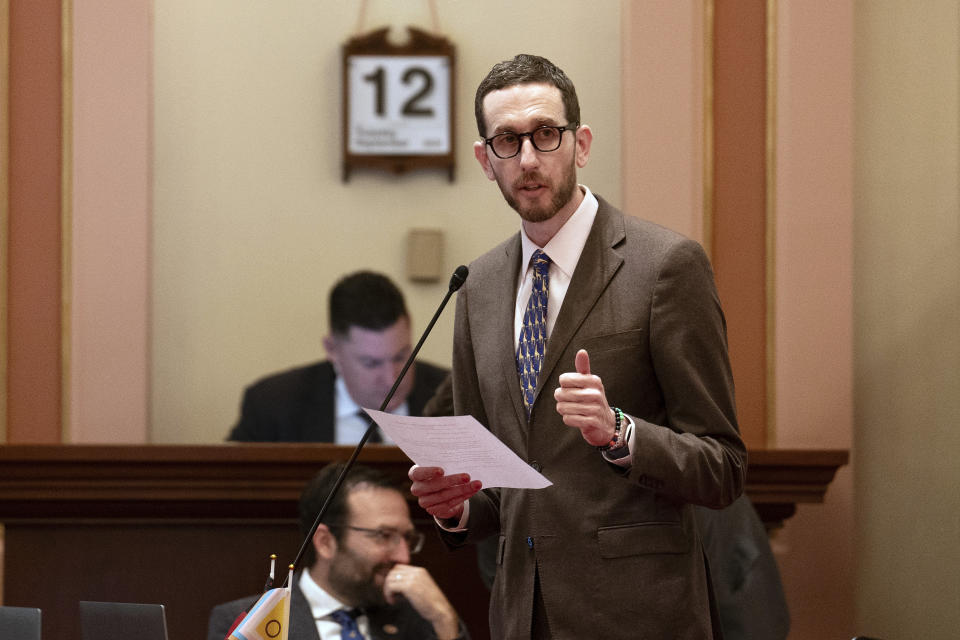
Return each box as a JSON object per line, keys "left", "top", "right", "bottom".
{"left": 536, "top": 202, "right": 625, "bottom": 398}
{"left": 493, "top": 235, "right": 530, "bottom": 425}
{"left": 301, "top": 364, "right": 336, "bottom": 441}
{"left": 290, "top": 581, "right": 321, "bottom": 640}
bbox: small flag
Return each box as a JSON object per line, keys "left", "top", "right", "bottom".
{"left": 228, "top": 566, "right": 293, "bottom": 640}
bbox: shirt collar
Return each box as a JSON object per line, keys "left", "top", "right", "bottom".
{"left": 519, "top": 185, "right": 598, "bottom": 278}
{"left": 333, "top": 367, "right": 409, "bottom": 418}
{"left": 334, "top": 374, "right": 360, "bottom": 419}
{"left": 299, "top": 570, "right": 349, "bottom": 620}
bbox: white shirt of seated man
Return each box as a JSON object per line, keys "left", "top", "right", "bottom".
{"left": 325, "top": 315, "right": 415, "bottom": 445}
{"left": 305, "top": 484, "right": 460, "bottom": 640}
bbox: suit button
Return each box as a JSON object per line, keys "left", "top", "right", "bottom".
{"left": 530, "top": 461, "right": 542, "bottom": 472}
{"left": 526, "top": 536, "right": 534, "bottom": 549}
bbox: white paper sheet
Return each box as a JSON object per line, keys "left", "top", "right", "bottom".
{"left": 363, "top": 409, "right": 552, "bottom": 490}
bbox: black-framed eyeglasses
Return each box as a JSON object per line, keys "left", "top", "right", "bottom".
{"left": 484, "top": 123, "right": 579, "bottom": 159}
{"left": 336, "top": 525, "right": 425, "bottom": 554}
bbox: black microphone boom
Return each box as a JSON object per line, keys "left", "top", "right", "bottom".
{"left": 288, "top": 264, "right": 469, "bottom": 577}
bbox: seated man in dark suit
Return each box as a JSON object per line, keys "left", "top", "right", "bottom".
{"left": 208, "top": 463, "right": 468, "bottom": 640}
{"left": 228, "top": 271, "right": 448, "bottom": 443}
{"left": 695, "top": 494, "right": 790, "bottom": 640}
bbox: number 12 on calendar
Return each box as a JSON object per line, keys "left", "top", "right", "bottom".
{"left": 346, "top": 55, "right": 452, "bottom": 155}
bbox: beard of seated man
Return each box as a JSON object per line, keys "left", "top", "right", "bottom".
{"left": 326, "top": 539, "right": 397, "bottom": 609}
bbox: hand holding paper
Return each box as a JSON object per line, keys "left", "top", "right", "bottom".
{"left": 408, "top": 465, "right": 480, "bottom": 521}
{"left": 363, "top": 410, "right": 552, "bottom": 490}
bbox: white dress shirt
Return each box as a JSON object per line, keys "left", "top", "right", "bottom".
{"left": 299, "top": 570, "right": 373, "bottom": 640}
{"left": 513, "top": 186, "right": 598, "bottom": 346}
{"left": 333, "top": 375, "right": 404, "bottom": 445}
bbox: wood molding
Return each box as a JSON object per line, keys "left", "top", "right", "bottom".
{"left": 765, "top": 0, "right": 778, "bottom": 446}
{"left": 61, "top": 0, "right": 73, "bottom": 442}
{"left": 0, "top": 0, "right": 9, "bottom": 443}
{"left": 0, "top": 443, "right": 848, "bottom": 528}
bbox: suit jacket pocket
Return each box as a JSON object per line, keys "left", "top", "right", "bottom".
{"left": 578, "top": 328, "right": 644, "bottom": 355}
{"left": 597, "top": 521, "right": 689, "bottom": 558}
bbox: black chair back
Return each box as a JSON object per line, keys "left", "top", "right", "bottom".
{"left": 0, "top": 606, "right": 42, "bottom": 640}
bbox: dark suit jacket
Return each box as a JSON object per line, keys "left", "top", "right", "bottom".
{"left": 446, "top": 195, "right": 747, "bottom": 639}
{"left": 695, "top": 495, "right": 790, "bottom": 640}
{"left": 207, "top": 577, "right": 460, "bottom": 640}
{"left": 228, "top": 360, "right": 449, "bottom": 442}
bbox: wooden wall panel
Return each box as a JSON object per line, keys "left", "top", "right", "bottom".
{"left": 5, "top": 0, "right": 64, "bottom": 443}
{"left": 712, "top": 0, "right": 769, "bottom": 447}
{"left": 0, "top": 444, "right": 847, "bottom": 638}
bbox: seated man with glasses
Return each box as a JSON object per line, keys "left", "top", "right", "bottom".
{"left": 207, "top": 463, "right": 468, "bottom": 640}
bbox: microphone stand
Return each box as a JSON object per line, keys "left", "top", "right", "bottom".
{"left": 286, "top": 265, "right": 469, "bottom": 581}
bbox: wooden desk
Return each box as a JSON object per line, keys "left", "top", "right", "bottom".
{"left": 0, "top": 444, "right": 847, "bottom": 640}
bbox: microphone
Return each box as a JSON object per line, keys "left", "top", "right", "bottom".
{"left": 288, "top": 264, "right": 469, "bottom": 576}
{"left": 448, "top": 264, "right": 468, "bottom": 292}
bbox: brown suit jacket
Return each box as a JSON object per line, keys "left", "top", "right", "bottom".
{"left": 446, "top": 195, "right": 747, "bottom": 639}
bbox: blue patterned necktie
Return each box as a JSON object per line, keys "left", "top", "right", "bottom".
{"left": 330, "top": 608, "right": 365, "bottom": 640}
{"left": 517, "top": 250, "right": 552, "bottom": 416}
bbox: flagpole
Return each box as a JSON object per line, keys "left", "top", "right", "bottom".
{"left": 263, "top": 554, "right": 276, "bottom": 592}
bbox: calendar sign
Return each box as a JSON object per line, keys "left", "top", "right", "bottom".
{"left": 347, "top": 56, "right": 451, "bottom": 155}
{"left": 341, "top": 27, "right": 456, "bottom": 181}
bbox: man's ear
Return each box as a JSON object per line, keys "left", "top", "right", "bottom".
{"left": 574, "top": 124, "right": 593, "bottom": 169}
{"left": 322, "top": 335, "right": 338, "bottom": 363}
{"left": 313, "top": 524, "right": 338, "bottom": 561}
{"left": 474, "top": 140, "right": 496, "bottom": 181}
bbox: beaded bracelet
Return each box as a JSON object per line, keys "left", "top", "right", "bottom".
{"left": 598, "top": 407, "right": 625, "bottom": 451}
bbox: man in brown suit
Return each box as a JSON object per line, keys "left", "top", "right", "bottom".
{"left": 410, "top": 54, "right": 747, "bottom": 639}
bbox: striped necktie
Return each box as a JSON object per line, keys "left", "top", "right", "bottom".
{"left": 516, "top": 250, "right": 551, "bottom": 416}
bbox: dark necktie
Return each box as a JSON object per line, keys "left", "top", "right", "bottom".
{"left": 516, "top": 250, "right": 552, "bottom": 416}
{"left": 357, "top": 410, "right": 382, "bottom": 443}
{"left": 330, "top": 608, "right": 365, "bottom": 640}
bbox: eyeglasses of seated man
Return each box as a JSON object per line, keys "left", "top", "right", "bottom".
{"left": 483, "top": 122, "right": 580, "bottom": 159}
{"left": 332, "top": 524, "right": 425, "bottom": 555}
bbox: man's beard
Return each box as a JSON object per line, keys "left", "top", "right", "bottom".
{"left": 326, "top": 545, "right": 392, "bottom": 609}
{"left": 497, "top": 157, "right": 578, "bottom": 223}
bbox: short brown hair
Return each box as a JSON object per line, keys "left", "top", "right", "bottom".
{"left": 474, "top": 54, "right": 580, "bottom": 138}
{"left": 329, "top": 271, "right": 408, "bottom": 336}
{"left": 298, "top": 463, "right": 399, "bottom": 567}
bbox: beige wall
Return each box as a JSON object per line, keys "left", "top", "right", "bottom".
{"left": 150, "top": 0, "right": 622, "bottom": 443}
{"left": 69, "top": 0, "right": 152, "bottom": 443}
{"left": 771, "top": 3, "right": 856, "bottom": 638}
{"left": 854, "top": 1, "right": 960, "bottom": 637}
{"left": 621, "top": 0, "right": 705, "bottom": 242}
